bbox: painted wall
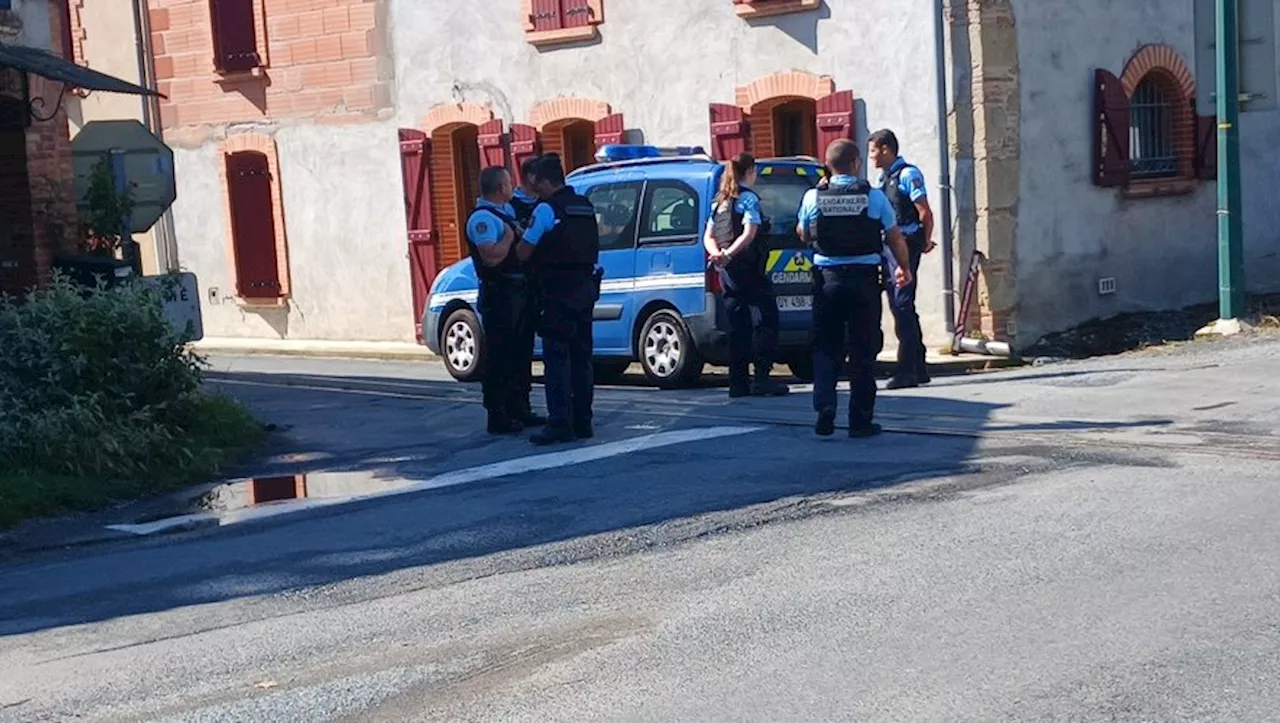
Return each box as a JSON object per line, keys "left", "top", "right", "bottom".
{"left": 1010, "top": 0, "right": 1280, "bottom": 345}
{"left": 172, "top": 121, "right": 414, "bottom": 341}
{"left": 390, "top": 0, "right": 953, "bottom": 350}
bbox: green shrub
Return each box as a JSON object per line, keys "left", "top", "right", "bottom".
{"left": 0, "top": 275, "right": 263, "bottom": 515}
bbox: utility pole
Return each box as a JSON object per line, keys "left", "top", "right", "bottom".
{"left": 1214, "top": 0, "right": 1246, "bottom": 322}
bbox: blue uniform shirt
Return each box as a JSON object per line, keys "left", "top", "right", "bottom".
{"left": 876, "top": 157, "right": 927, "bottom": 235}
{"left": 466, "top": 198, "right": 517, "bottom": 247}
{"left": 704, "top": 189, "right": 764, "bottom": 233}
{"left": 797, "top": 175, "right": 897, "bottom": 267}
{"left": 520, "top": 202, "right": 559, "bottom": 246}
{"left": 512, "top": 186, "right": 538, "bottom": 207}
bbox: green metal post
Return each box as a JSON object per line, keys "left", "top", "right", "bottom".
{"left": 1216, "top": 0, "right": 1245, "bottom": 318}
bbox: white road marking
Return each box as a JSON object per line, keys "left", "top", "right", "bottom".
{"left": 106, "top": 425, "right": 763, "bottom": 536}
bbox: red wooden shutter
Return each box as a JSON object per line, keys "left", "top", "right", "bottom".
{"left": 814, "top": 91, "right": 855, "bottom": 158}
{"left": 399, "top": 129, "right": 438, "bottom": 343}
{"left": 593, "top": 113, "right": 625, "bottom": 147}
{"left": 509, "top": 123, "right": 541, "bottom": 183}
{"left": 226, "top": 152, "right": 281, "bottom": 299}
{"left": 1194, "top": 114, "right": 1217, "bottom": 181}
{"left": 477, "top": 119, "right": 508, "bottom": 169}
{"left": 530, "top": 0, "right": 564, "bottom": 31}
{"left": 1093, "top": 69, "right": 1130, "bottom": 187}
{"left": 209, "top": 0, "right": 260, "bottom": 73}
{"left": 709, "top": 103, "right": 750, "bottom": 161}
{"left": 563, "top": 0, "right": 594, "bottom": 27}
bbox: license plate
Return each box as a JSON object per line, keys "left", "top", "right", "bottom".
{"left": 776, "top": 295, "right": 812, "bottom": 311}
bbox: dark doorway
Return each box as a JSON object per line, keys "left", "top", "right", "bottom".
{"left": 0, "top": 98, "right": 35, "bottom": 297}
{"left": 772, "top": 98, "right": 817, "bottom": 158}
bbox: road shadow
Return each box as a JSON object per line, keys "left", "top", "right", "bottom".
{"left": 0, "top": 368, "right": 1174, "bottom": 637}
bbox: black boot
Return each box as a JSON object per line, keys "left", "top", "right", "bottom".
{"left": 815, "top": 407, "right": 836, "bottom": 436}
{"left": 511, "top": 407, "right": 548, "bottom": 427}
{"left": 751, "top": 364, "right": 790, "bottom": 396}
{"left": 530, "top": 424, "right": 575, "bottom": 446}
{"left": 487, "top": 414, "right": 524, "bottom": 435}
{"left": 885, "top": 373, "right": 919, "bottom": 390}
{"left": 573, "top": 420, "right": 595, "bottom": 439}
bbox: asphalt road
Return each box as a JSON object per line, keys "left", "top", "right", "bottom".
{"left": 2, "top": 336, "right": 1278, "bottom": 722}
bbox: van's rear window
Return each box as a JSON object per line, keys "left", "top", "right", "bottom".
{"left": 754, "top": 164, "right": 822, "bottom": 249}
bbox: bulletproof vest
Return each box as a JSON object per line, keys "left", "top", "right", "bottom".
{"left": 883, "top": 163, "right": 922, "bottom": 231}
{"left": 465, "top": 205, "right": 521, "bottom": 282}
{"left": 711, "top": 199, "right": 743, "bottom": 252}
{"left": 510, "top": 194, "right": 537, "bottom": 227}
{"left": 533, "top": 187, "right": 599, "bottom": 273}
{"left": 812, "top": 180, "right": 884, "bottom": 257}
{"left": 711, "top": 187, "right": 766, "bottom": 263}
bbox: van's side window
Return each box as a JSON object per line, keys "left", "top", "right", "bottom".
{"left": 586, "top": 182, "right": 643, "bottom": 252}
{"left": 639, "top": 181, "right": 700, "bottom": 243}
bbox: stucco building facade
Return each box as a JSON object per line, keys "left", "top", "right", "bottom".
{"left": 111, "top": 0, "right": 1279, "bottom": 350}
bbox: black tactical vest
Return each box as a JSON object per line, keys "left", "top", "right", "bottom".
{"left": 465, "top": 205, "right": 522, "bottom": 283}
{"left": 812, "top": 181, "right": 884, "bottom": 257}
{"left": 533, "top": 187, "right": 599, "bottom": 274}
{"left": 511, "top": 193, "right": 537, "bottom": 228}
{"left": 883, "top": 162, "right": 922, "bottom": 231}
{"left": 711, "top": 187, "right": 765, "bottom": 264}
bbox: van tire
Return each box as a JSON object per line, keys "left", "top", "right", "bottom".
{"left": 441, "top": 308, "right": 485, "bottom": 382}
{"left": 638, "top": 310, "right": 703, "bottom": 389}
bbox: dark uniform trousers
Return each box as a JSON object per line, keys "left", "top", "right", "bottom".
{"left": 883, "top": 232, "right": 926, "bottom": 379}
{"left": 811, "top": 265, "right": 884, "bottom": 426}
{"left": 511, "top": 284, "right": 539, "bottom": 416}
{"left": 539, "top": 273, "right": 596, "bottom": 431}
{"left": 719, "top": 257, "right": 780, "bottom": 391}
{"left": 478, "top": 277, "right": 533, "bottom": 419}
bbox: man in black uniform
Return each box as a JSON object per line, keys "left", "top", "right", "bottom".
{"left": 505, "top": 156, "right": 545, "bottom": 428}
{"left": 797, "top": 139, "right": 912, "bottom": 438}
{"left": 516, "top": 154, "right": 601, "bottom": 446}
{"left": 464, "top": 166, "right": 539, "bottom": 434}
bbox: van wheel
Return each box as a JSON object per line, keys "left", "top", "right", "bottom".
{"left": 441, "top": 308, "right": 484, "bottom": 382}
{"left": 787, "top": 358, "right": 814, "bottom": 382}
{"left": 639, "top": 310, "right": 703, "bottom": 389}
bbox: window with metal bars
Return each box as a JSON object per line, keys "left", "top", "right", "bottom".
{"left": 1128, "top": 76, "right": 1179, "bottom": 179}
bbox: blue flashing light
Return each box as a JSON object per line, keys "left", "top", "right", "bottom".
{"left": 594, "top": 145, "right": 709, "bottom": 163}
{"left": 595, "top": 145, "right": 661, "bottom": 162}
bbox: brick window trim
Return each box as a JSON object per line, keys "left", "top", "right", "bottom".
{"left": 520, "top": 0, "right": 604, "bottom": 47}
{"left": 218, "top": 132, "right": 291, "bottom": 307}
{"left": 209, "top": 0, "right": 271, "bottom": 84}
{"left": 733, "top": 0, "right": 821, "bottom": 20}
{"left": 1118, "top": 44, "right": 1200, "bottom": 199}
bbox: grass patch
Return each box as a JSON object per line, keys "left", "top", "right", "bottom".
{"left": 0, "top": 392, "right": 266, "bottom": 531}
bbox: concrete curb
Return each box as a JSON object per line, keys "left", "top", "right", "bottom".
{"left": 189, "top": 338, "right": 1022, "bottom": 373}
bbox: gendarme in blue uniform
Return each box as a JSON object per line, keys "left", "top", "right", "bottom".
{"left": 706, "top": 186, "right": 786, "bottom": 397}
{"left": 797, "top": 175, "right": 898, "bottom": 265}
{"left": 876, "top": 158, "right": 926, "bottom": 237}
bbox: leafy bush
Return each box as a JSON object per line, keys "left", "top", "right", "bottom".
{"left": 0, "top": 274, "right": 262, "bottom": 494}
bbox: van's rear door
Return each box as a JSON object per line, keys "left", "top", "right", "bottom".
{"left": 753, "top": 163, "right": 822, "bottom": 327}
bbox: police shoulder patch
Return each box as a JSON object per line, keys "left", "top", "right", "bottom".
{"left": 911, "top": 176, "right": 924, "bottom": 191}
{"left": 475, "top": 220, "right": 489, "bottom": 234}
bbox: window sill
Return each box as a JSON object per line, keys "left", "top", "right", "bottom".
{"left": 1122, "top": 178, "right": 1198, "bottom": 199}
{"left": 213, "top": 67, "right": 267, "bottom": 86}
{"left": 526, "top": 25, "right": 598, "bottom": 47}
{"left": 235, "top": 295, "right": 288, "bottom": 309}
{"left": 735, "top": 0, "right": 820, "bottom": 19}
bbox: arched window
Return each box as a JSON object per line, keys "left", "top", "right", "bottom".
{"left": 1128, "top": 74, "right": 1179, "bottom": 179}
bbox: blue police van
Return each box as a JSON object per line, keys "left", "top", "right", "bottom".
{"left": 423, "top": 145, "right": 825, "bottom": 388}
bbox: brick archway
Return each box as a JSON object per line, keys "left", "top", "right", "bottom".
{"left": 420, "top": 103, "right": 493, "bottom": 136}
{"left": 734, "top": 70, "right": 834, "bottom": 110}
{"left": 1120, "top": 44, "right": 1195, "bottom": 99}
{"left": 529, "top": 97, "right": 612, "bottom": 130}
